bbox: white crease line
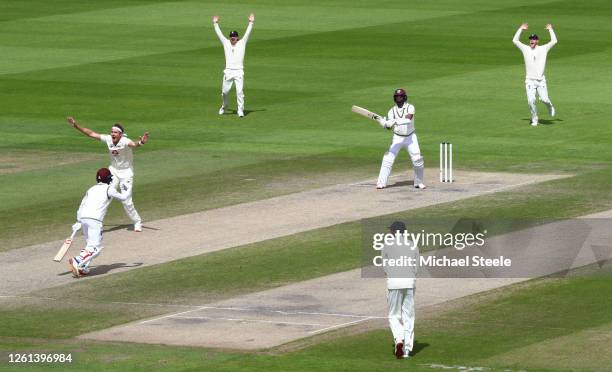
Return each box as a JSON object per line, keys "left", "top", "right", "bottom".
{"left": 308, "top": 317, "right": 373, "bottom": 335}
{"left": 171, "top": 315, "right": 327, "bottom": 327}
{"left": 197, "top": 305, "right": 385, "bottom": 319}
{"left": 0, "top": 295, "right": 57, "bottom": 300}
{"left": 139, "top": 306, "right": 208, "bottom": 324}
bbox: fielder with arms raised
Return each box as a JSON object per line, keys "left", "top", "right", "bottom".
{"left": 512, "top": 23, "right": 557, "bottom": 126}
{"left": 213, "top": 13, "right": 254, "bottom": 117}
{"left": 376, "top": 89, "right": 426, "bottom": 189}
{"left": 68, "top": 168, "right": 131, "bottom": 277}
{"left": 67, "top": 117, "right": 148, "bottom": 232}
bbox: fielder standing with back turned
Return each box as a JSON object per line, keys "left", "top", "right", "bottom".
{"left": 512, "top": 23, "right": 557, "bottom": 126}
{"left": 213, "top": 13, "right": 254, "bottom": 118}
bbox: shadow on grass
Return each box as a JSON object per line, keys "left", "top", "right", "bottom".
{"left": 521, "top": 118, "right": 564, "bottom": 125}
{"left": 411, "top": 340, "right": 430, "bottom": 356}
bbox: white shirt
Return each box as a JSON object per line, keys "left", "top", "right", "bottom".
{"left": 385, "top": 103, "right": 415, "bottom": 136}
{"left": 513, "top": 28, "right": 557, "bottom": 80}
{"left": 77, "top": 183, "right": 131, "bottom": 222}
{"left": 100, "top": 134, "right": 134, "bottom": 178}
{"left": 214, "top": 22, "right": 253, "bottom": 70}
{"left": 382, "top": 240, "right": 419, "bottom": 289}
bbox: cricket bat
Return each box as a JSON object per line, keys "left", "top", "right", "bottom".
{"left": 351, "top": 105, "right": 382, "bottom": 121}
{"left": 53, "top": 223, "right": 81, "bottom": 262}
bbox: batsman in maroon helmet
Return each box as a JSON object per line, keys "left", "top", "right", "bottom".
{"left": 376, "top": 89, "right": 426, "bottom": 189}
{"left": 67, "top": 168, "right": 132, "bottom": 278}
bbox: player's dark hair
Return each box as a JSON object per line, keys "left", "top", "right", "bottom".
{"left": 112, "top": 123, "right": 125, "bottom": 133}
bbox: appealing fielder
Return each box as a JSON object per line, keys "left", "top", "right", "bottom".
{"left": 67, "top": 117, "right": 148, "bottom": 232}
{"left": 68, "top": 168, "right": 131, "bottom": 277}
{"left": 512, "top": 23, "right": 557, "bottom": 126}
{"left": 213, "top": 13, "right": 255, "bottom": 117}
{"left": 383, "top": 221, "right": 419, "bottom": 359}
{"left": 376, "top": 89, "right": 426, "bottom": 189}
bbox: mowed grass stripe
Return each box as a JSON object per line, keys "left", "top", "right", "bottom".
{"left": 1, "top": 268, "right": 609, "bottom": 371}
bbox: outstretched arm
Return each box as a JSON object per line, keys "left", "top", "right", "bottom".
{"left": 513, "top": 23, "right": 528, "bottom": 49}
{"left": 242, "top": 13, "right": 255, "bottom": 43}
{"left": 127, "top": 132, "right": 149, "bottom": 148}
{"left": 67, "top": 117, "right": 101, "bottom": 140}
{"left": 212, "top": 15, "right": 226, "bottom": 42}
{"left": 545, "top": 24, "right": 557, "bottom": 49}
{"left": 108, "top": 183, "right": 132, "bottom": 202}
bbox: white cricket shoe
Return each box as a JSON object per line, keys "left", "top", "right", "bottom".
{"left": 403, "top": 351, "right": 411, "bottom": 359}
{"left": 415, "top": 183, "right": 427, "bottom": 190}
{"left": 376, "top": 184, "right": 385, "bottom": 189}
{"left": 238, "top": 110, "right": 245, "bottom": 118}
{"left": 531, "top": 116, "right": 538, "bottom": 126}
{"left": 549, "top": 105, "right": 555, "bottom": 117}
{"left": 134, "top": 222, "right": 142, "bottom": 232}
{"left": 218, "top": 107, "right": 225, "bottom": 115}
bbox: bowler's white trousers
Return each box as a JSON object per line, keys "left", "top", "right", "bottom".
{"left": 387, "top": 287, "right": 415, "bottom": 351}
{"left": 109, "top": 172, "right": 141, "bottom": 225}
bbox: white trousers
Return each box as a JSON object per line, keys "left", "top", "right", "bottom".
{"left": 387, "top": 288, "right": 415, "bottom": 351}
{"left": 110, "top": 174, "right": 141, "bottom": 224}
{"left": 525, "top": 78, "right": 553, "bottom": 119}
{"left": 377, "top": 133, "right": 424, "bottom": 187}
{"left": 74, "top": 218, "right": 104, "bottom": 271}
{"left": 221, "top": 69, "right": 245, "bottom": 113}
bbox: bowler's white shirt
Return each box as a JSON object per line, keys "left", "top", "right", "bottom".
{"left": 77, "top": 183, "right": 130, "bottom": 222}
{"left": 214, "top": 22, "right": 253, "bottom": 70}
{"left": 100, "top": 134, "right": 134, "bottom": 178}
{"left": 513, "top": 28, "right": 557, "bottom": 80}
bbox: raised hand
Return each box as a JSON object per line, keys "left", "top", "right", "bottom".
{"left": 520, "top": 23, "right": 528, "bottom": 30}
{"left": 139, "top": 132, "right": 149, "bottom": 145}
{"left": 248, "top": 13, "right": 255, "bottom": 22}
{"left": 212, "top": 15, "right": 219, "bottom": 23}
{"left": 67, "top": 117, "right": 77, "bottom": 127}
{"left": 545, "top": 23, "right": 553, "bottom": 30}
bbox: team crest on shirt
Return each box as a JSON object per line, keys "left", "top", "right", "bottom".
{"left": 111, "top": 150, "right": 119, "bottom": 156}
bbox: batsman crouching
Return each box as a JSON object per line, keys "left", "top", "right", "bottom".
{"left": 376, "top": 89, "right": 426, "bottom": 190}
{"left": 68, "top": 168, "right": 131, "bottom": 277}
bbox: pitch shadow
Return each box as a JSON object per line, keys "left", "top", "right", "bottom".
{"left": 58, "top": 262, "right": 143, "bottom": 277}
{"left": 386, "top": 180, "right": 415, "bottom": 189}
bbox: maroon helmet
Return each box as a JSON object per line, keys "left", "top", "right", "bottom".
{"left": 393, "top": 88, "right": 407, "bottom": 105}
{"left": 96, "top": 168, "right": 113, "bottom": 184}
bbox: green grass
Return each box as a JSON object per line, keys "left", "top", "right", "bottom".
{"left": 2, "top": 0, "right": 612, "bottom": 370}
{"left": 2, "top": 269, "right": 610, "bottom": 371}
{"left": 2, "top": 0, "right": 612, "bottom": 250}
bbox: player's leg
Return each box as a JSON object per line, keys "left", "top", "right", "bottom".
{"left": 377, "top": 138, "right": 402, "bottom": 188}
{"left": 69, "top": 219, "right": 103, "bottom": 277}
{"left": 387, "top": 289, "right": 405, "bottom": 358}
{"left": 536, "top": 80, "right": 555, "bottom": 117}
{"left": 220, "top": 71, "right": 233, "bottom": 114}
{"left": 525, "top": 80, "right": 538, "bottom": 125}
{"left": 406, "top": 134, "right": 426, "bottom": 189}
{"left": 401, "top": 288, "right": 416, "bottom": 358}
{"left": 235, "top": 72, "right": 245, "bottom": 117}
{"left": 118, "top": 177, "right": 142, "bottom": 232}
